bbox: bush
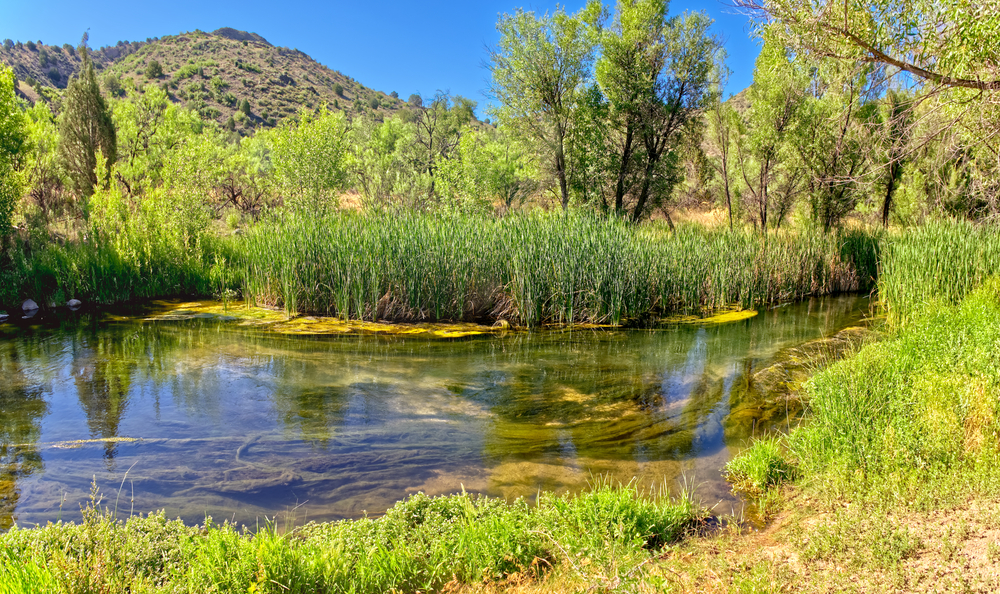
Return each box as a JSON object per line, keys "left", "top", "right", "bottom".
{"left": 2, "top": 39, "right": 12, "bottom": 50}
{"left": 368, "top": 96, "right": 379, "bottom": 109}
{"left": 46, "top": 67, "right": 59, "bottom": 83}
{"left": 145, "top": 59, "right": 163, "bottom": 79}
{"left": 62, "top": 43, "right": 75, "bottom": 55}
{"left": 333, "top": 82, "right": 343, "bottom": 96}
{"left": 25, "top": 40, "right": 36, "bottom": 51}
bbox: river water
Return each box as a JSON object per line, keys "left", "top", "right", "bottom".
{"left": 0, "top": 296, "right": 870, "bottom": 529}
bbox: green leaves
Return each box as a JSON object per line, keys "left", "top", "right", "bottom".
{"left": 0, "top": 64, "right": 28, "bottom": 239}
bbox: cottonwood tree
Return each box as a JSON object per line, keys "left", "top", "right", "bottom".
{"left": 0, "top": 64, "right": 28, "bottom": 241}
{"left": 489, "top": 2, "right": 603, "bottom": 210}
{"left": 596, "top": 1, "right": 723, "bottom": 222}
{"left": 58, "top": 40, "right": 117, "bottom": 199}
{"left": 795, "top": 62, "right": 874, "bottom": 231}
{"left": 733, "top": 0, "right": 1000, "bottom": 93}
{"left": 409, "top": 92, "right": 476, "bottom": 199}
{"left": 735, "top": 29, "right": 806, "bottom": 231}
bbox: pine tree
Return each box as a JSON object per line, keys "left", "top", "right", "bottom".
{"left": 58, "top": 40, "right": 116, "bottom": 198}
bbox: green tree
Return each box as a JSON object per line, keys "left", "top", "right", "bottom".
{"left": 410, "top": 92, "right": 476, "bottom": 199}
{"left": 58, "top": 41, "right": 117, "bottom": 199}
{"left": 488, "top": 2, "right": 602, "bottom": 210}
{"left": 794, "top": 62, "right": 872, "bottom": 232}
{"left": 145, "top": 60, "right": 163, "bottom": 79}
{"left": 0, "top": 64, "right": 28, "bottom": 241}
{"left": 734, "top": 29, "right": 806, "bottom": 231}
{"left": 264, "top": 106, "right": 352, "bottom": 210}
{"left": 734, "top": 0, "right": 1000, "bottom": 92}
{"left": 238, "top": 98, "right": 251, "bottom": 116}
{"left": 596, "top": 0, "right": 723, "bottom": 222}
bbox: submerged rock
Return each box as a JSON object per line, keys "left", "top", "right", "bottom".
{"left": 67, "top": 299, "right": 82, "bottom": 309}
{"left": 21, "top": 299, "right": 38, "bottom": 312}
{"left": 0, "top": 311, "right": 7, "bottom": 322}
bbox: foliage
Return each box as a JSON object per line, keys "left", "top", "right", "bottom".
{"left": 262, "top": 106, "right": 351, "bottom": 210}
{"left": 0, "top": 64, "right": 28, "bottom": 241}
{"left": 594, "top": 1, "right": 723, "bottom": 222}
{"left": 488, "top": 2, "right": 603, "bottom": 209}
{"left": 724, "top": 435, "right": 797, "bottom": 497}
{"left": 145, "top": 59, "right": 163, "bottom": 79}
{"left": 238, "top": 210, "right": 877, "bottom": 324}
{"left": 57, "top": 43, "right": 117, "bottom": 199}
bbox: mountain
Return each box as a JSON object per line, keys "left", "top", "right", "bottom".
{"left": 0, "top": 28, "right": 407, "bottom": 128}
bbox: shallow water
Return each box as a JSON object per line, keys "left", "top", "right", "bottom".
{"left": 0, "top": 296, "right": 870, "bottom": 529}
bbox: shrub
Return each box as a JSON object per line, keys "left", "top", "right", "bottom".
{"left": 333, "top": 82, "right": 344, "bottom": 96}
{"left": 368, "top": 96, "right": 379, "bottom": 109}
{"left": 46, "top": 67, "right": 59, "bottom": 83}
{"left": 25, "top": 40, "right": 36, "bottom": 51}
{"left": 145, "top": 60, "right": 163, "bottom": 79}
{"left": 2, "top": 39, "right": 12, "bottom": 50}
{"left": 62, "top": 43, "right": 75, "bottom": 55}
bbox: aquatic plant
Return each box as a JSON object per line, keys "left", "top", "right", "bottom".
{"left": 238, "top": 210, "right": 877, "bottom": 325}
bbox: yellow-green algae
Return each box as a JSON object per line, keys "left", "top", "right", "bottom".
{"left": 660, "top": 308, "right": 758, "bottom": 326}
{"left": 141, "top": 300, "right": 759, "bottom": 334}
{"left": 143, "top": 301, "right": 504, "bottom": 338}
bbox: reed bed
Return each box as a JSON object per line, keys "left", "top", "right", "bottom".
{"left": 878, "top": 218, "right": 1000, "bottom": 325}
{"left": 238, "top": 211, "right": 878, "bottom": 325}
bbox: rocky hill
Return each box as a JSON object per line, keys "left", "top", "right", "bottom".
{"left": 0, "top": 28, "right": 407, "bottom": 128}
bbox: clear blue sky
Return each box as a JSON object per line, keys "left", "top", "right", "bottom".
{"left": 1, "top": 0, "right": 761, "bottom": 115}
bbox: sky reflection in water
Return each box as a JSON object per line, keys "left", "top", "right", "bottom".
{"left": 0, "top": 296, "right": 869, "bottom": 529}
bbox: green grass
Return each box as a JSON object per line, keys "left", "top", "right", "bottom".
{"left": 238, "top": 210, "right": 878, "bottom": 325}
{"left": 784, "top": 278, "right": 1000, "bottom": 501}
{"left": 878, "top": 218, "right": 1000, "bottom": 326}
{"left": 0, "top": 481, "right": 703, "bottom": 594}
{"left": 724, "top": 436, "right": 798, "bottom": 498}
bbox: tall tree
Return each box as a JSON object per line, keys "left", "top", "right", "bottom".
{"left": 734, "top": 0, "right": 1000, "bottom": 92}
{"left": 596, "top": 1, "right": 722, "bottom": 222}
{"left": 735, "top": 28, "right": 806, "bottom": 231}
{"left": 0, "top": 63, "right": 28, "bottom": 241}
{"left": 58, "top": 39, "right": 117, "bottom": 199}
{"left": 488, "top": 2, "right": 602, "bottom": 210}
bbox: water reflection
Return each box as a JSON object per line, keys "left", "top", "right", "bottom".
{"left": 0, "top": 296, "right": 870, "bottom": 528}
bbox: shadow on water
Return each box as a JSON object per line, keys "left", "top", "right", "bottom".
{"left": 0, "top": 295, "right": 871, "bottom": 528}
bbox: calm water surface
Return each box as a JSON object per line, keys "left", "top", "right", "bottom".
{"left": 0, "top": 296, "right": 870, "bottom": 529}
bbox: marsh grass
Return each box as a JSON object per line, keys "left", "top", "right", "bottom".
{"left": 878, "top": 218, "right": 1000, "bottom": 326}
{"left": 0, "top": 480, "right": 703, "bottom": 594}
{"left": 238, "top": 211, "right": 877, "bottom": 325}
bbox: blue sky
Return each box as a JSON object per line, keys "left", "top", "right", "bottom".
{"left": 1, "top": 0, "right": 761, "bottom": 115}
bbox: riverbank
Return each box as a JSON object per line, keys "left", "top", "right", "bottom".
{"left": 1, "top": 211, "right": 879, "bottom": 325}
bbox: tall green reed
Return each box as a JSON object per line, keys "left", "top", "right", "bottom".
{"left": 237, "top": 210, "right": 877, "bottom": 325}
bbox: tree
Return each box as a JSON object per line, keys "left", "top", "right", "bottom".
{"left": 794, "top": 62, "right": 873, "bottom": 231}
{"left": 238, "top": 98, "right": 251, "bottom": 116}
{"left": 57, "top": 40, "right": 117, "bottom": 199}
{"left": 264, "top": 106, "right": 352, "bottom": 210}
{"left": 706, "top": 91, "right": 738, "bottom": 228}
{"left": 145, "top": 60, "right": 163, "bottom": 79}
{"left": 734, "top": 29, "right": 806, "bottom": 231}
{"left": 0, "top": 64, "right": 28, "bottom": 240}
{"left": 595, "top": 1, "right": 723, "bottom": 222}
{"left": 734, "top": 0, "right": 1000, "bottom": 92}
{"left": 410, "top": 92, "right": 476, "bottom": 199}
{"left": 489, "top": 2, "right": 602, "bottom": 210}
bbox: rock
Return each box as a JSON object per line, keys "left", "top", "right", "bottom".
{"left": 0, "top": 312, "right": 8, "bottom": 322}
{"left": 21, "top": 299, "right": 38, "bottom": 312}
{"left": 67, "top": 299, "right": 82, "bottom": 309}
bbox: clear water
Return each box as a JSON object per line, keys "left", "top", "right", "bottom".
{"left": 0, "top": 296, "right": 870, "bottom": 529}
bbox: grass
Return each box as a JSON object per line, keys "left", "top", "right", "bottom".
{"left": 239, "top": 210, "right": 878, "bottom": 325}
{"left": 0, "top": 480, "right": 703, "bottom": 594}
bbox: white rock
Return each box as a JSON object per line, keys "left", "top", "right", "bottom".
{"left": 0, "top": 312, "right": 8, "bottom": 321}
{"left": 21, "top": 299, "right": 38, "bottom": 312}
{"left": 67, "top": 299, "right": 82, "bottom": 308}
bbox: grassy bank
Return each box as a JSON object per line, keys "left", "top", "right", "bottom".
{"left": 0, "top": 481, "right": 702, "bottom": 594}
{"left": 1, "top": 210, "right": 878, "bottom": 324}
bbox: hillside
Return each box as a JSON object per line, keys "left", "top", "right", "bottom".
{"left": 0, "top": 28, "right": 407, "bottom": 128}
